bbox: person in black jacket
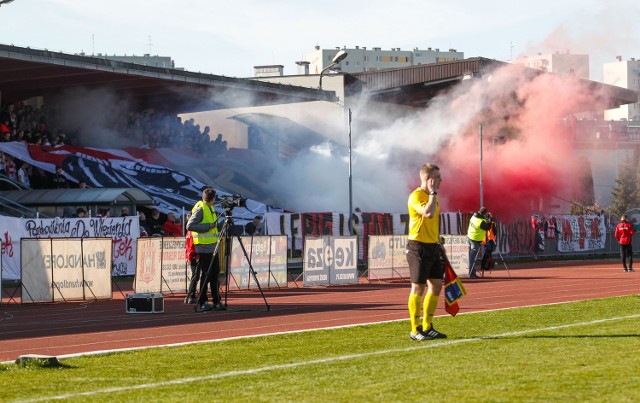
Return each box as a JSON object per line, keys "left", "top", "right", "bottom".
{"left": 244, "top": 215, "right": 263, "bottom": 236}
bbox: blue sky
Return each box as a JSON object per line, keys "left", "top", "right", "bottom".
{"left": 2, "top": 0, "right": 639, "bottom": 80}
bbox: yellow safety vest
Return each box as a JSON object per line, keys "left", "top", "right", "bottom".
{"left": 191, "top": 200, "right": 219, "bottom": 245}
{"left": 467, "top": 215, "right": 487, "bottom": 242}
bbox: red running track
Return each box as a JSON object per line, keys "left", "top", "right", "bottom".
{"left": 1, "top": 259, "right": 638, "bottom": 362}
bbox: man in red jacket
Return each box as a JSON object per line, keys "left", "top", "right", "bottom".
{"left": 614, "top": 214, "right": 635, "bottom": 272}
{"left": 163, "top": 212, "right": 183, "bottom": 236}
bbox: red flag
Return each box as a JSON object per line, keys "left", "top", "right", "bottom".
{"left": 443, "top": 260, "right": 467, "bottom": 316}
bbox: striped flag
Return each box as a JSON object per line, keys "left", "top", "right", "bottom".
{"left": 443, "top": 259, "right": 467, "bottom": 316}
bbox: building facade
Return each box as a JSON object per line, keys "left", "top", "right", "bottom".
{"left": 604, "top": 57, "right": 640, "bottom": 121}
{"left": 512, "top": 50, "right": 589, "bottom": 79}
{"left": 303, "top": 45, "right": 464, "bottom": 75}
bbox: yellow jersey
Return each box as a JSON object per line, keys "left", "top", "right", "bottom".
{"left": 407, "top": 187, "right": 439, "bottom": 243}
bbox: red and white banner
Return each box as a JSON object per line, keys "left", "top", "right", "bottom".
{"left": 0, "top": 142, "right": 271, "bottom": 219}
{"left": 0, "top": 215, "right": 139, "bottom": 280}
{"left": 555, "top": 214, "right": 606, "bottom": 252}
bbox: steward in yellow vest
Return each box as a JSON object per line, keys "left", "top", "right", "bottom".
{"left": 186, "top": 187, "right": 225, "bottom": 312}
{"left": 466, "top": 207, "right": 492, "bottom": 278}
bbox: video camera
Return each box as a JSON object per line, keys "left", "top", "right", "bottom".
{"left": 220, "top": 194, "right": 247, "bottom": 210}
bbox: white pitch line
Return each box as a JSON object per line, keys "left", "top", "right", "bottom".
{"left": 12, "top": 313, "right": 640, "bottom": 403}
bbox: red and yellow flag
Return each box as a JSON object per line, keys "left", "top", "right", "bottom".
{"left": 443, "top": 260, "right": 467, "bottom": 316}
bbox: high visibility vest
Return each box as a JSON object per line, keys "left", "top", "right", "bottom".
{"left": 483, "top": 225, "right": 496, "bottom": 244}
{"left": 467, "top": 215, "right": 487, "bottom": 242}
{"left": 191, "top": 200, "right": 219, "bottom": 245}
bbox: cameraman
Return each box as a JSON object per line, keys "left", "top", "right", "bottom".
{"left": 467, "top": 207, "right": 492, "bottom": 279}
{"left": 480, "top": 212, "right": 497, "bottom": 275}
{"left": 186, "top": 187, "right": 225, "bottom": 312}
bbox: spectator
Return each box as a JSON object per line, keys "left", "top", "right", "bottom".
{"left": 75, "top": 208, "right": 87, "bottom": 218}
{"left": 244, "top": 215, "right": 263, "bottom": 236}
{"left": 138, "top": 211, "right": 150, "bottom": 237}
{"left": 16, "top": 160, "right": 31, "bottom": 187}
{"left": 121, "top": 207, "right": 130, "bottom": 217}
{"left": 163, "top": 212, "right": 182, "bottom": 236}
{"left": 4, "top": 154, "right": 16, "bottom": 181}
{"left": 97, "top": 208, "right": 111, "bottom": 218}
{"left": 51, "top": 165, "right": 69, "bottom": 189}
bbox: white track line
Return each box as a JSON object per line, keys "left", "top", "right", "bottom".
{"left": 12, "top": 313, "right": 640, "bottom": 403}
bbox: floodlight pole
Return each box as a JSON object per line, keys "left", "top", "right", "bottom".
{"left": 479, "top": 124, "right": 484, "bottom": 207}
{"left": 348, "top": 108, "right": 353, "bottom": 235}
{"left": 318, "top": 50, "right": 348, "bottom": 90}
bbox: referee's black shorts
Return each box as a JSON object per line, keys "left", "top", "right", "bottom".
{"left": 405, "top": 240, "right": 444, "bottom": 284}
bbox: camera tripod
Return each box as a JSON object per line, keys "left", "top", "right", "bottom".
{"left": 195, "top": 207, "right": 270, "bottom": 312}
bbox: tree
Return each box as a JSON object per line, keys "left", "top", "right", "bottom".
{"left": 609, "top": 151, "right": 640, "bottom": 218}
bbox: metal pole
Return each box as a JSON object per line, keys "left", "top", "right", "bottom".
{"left": 348, "top": 108, "right": 353, "bottom": 235}
{"left": 479, "top": 124, "right": 484, "bottom": 207}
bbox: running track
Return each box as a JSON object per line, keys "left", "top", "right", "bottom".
{"left": 1, "top": 259, "right": 638, "bottom": 362}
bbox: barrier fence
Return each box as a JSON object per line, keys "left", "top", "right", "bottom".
{"left": 20, "top": 238, "right": 112, "bottom": 303}
{"left": 2, "top": 213, "right": 637, "bottom": 304}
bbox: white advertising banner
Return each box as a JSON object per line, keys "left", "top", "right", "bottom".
{"left": 21, "top": 239, "right": 53, "bottom": 303}
{"left": 20, "top": 238, "right": 112, "bottom": 303}
{"left": 442, "top": 235, "right": 469, "bottom": 276}
{"left": 556, "top": 215, "right": 607, "bottom": 252}
{"left": 51, "top": 238, "right": 84, "bottom": 301}
{"left": 367, "top": 235, "right": 409, "bottom": 281}
{"left": 329, "top": 236, "right": 358, "bottom": 285}
{"left": 135, "top": 238, "right": 163, "bottom": 293}
{"left": 161, "top": 237, "right": 188, "bottom": 294}
{"left": 303, "top": 237, "right": 330, "bottom": 286}
{"left": 0, "top": 216, "right": 139, "bottom": 280}
{"left": 82, "top": 238, "right": 113, "bottom": 299}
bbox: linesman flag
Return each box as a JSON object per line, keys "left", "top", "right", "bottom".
{"left": 443, "top": 260, "right": 467, "bottom": 316}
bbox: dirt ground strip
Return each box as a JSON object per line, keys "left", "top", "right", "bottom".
{"left": 1, "top": 259, "right": 639, "bottom": 362}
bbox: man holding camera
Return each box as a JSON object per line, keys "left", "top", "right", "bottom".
{"left": 186, "top": 187, "right": 225, "bottom": 312}
{"left": 467, "top": 207, "right": 493, "bottom": 279}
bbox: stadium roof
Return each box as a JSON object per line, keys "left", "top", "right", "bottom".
{"left": 0, "top": 187, "right": 154, "bottom": 207}
{"left": 345, "top": 57, "right": 639, "bottom": 109}
{"left": 0, "top": 44, "right": 337, "bottom": 112}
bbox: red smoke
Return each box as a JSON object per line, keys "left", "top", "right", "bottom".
{"left": 433, "top": 64, "right": 614, "bottom": 222}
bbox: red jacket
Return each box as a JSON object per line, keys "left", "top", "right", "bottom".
{"left": 185, "top": 231, "right": 198, "bottom": 260}
{"left": 163, "top": 220, "right": 183, "bottom": 236}
{"left": 614, "top": 221, "right": 635, "bottom": 245}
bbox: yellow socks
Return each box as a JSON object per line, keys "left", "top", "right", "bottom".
{"left": 422, "top": 292, "right": 439, "bottom": 331}
{"left": 408, "top": 293, "right": 421, "bottom": 333}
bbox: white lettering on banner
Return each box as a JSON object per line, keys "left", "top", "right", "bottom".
{"left": 306, "top": 245, "right": 330, "bottom": 268}
{"left": 41, "top": 253, "right": 106, "bottom": 269}
{"left": 388, "top": 236, "right": 406, "bottom": 250}
{"left": 336, "top": 273, "right": 355, "bottom": 280}
{"left": 306, "top": 274, "right": 328, "bottom": 281}
{"left": 333, "top": 240, "right": 355, "bottom": 268}
{"left": 50, "top": 279, "right": 93, "bottom": 289}
{"left": 306, "top": 242, "right": 354, "bottom": 269}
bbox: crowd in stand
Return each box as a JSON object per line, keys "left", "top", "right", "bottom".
{"left": 0, "top": 101, "right": 228, "bottom": 190}
{"left": 0, "top": 100, "right": 230, "bottom": 236}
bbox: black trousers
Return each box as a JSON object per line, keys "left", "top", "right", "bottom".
{"left": 197, "top": 252, "right": 222, "bottom": 305}
{"left": 186, "top": 257, "right": 200, "bottom": 299}
{"left": 620, "top": 243, "right": 633, "bottom": 269}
